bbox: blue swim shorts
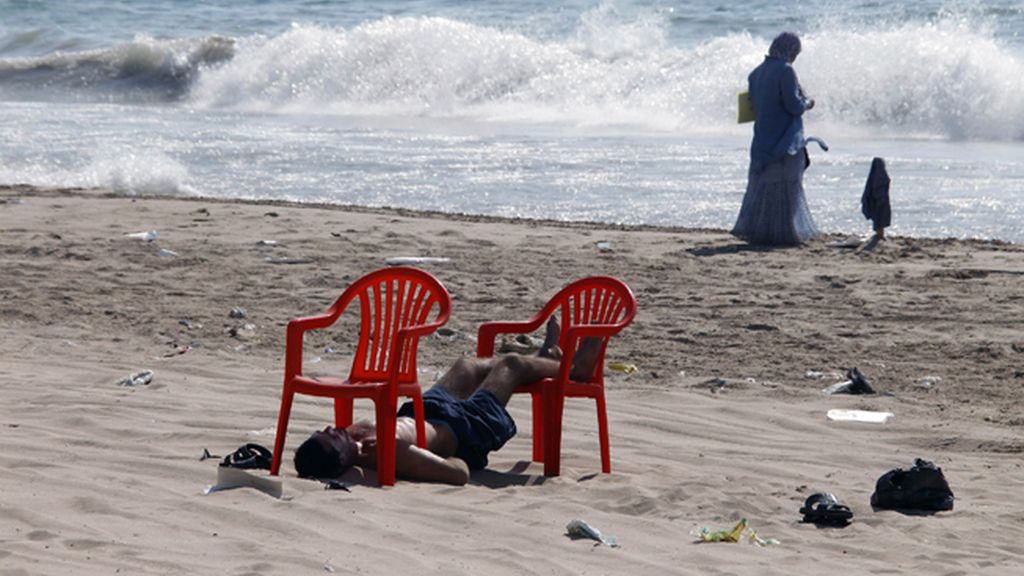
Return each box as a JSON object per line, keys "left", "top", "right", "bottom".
{"left": 397, "top": 387, "right": 516, "bottom": 470}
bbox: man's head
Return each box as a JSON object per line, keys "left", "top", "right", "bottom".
{"left": 294, "top": 426, "right": 358, "bottom": 479}
{"left": 768, "top": 32, "right": 802, "bottom": 63}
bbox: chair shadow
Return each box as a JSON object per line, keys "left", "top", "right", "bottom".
{"left": 687, "top": 243, "right": 784, "bottom": 257}
{"left": 470, "top": 460, "right": 548, "bottom": 488}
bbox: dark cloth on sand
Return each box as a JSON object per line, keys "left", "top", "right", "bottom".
{"left": 397, "top": 387, "right": 516, "bottom": 471}
{"left": 861, "top": 157, "right": 892, "bottom": 230}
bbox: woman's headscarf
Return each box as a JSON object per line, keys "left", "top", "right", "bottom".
{"left": 768, "top": 32, "right": 802, "bottom": 62}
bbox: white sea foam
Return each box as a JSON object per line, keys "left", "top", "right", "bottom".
{"left": 188, "top": 14, "right": 1024, "bottom": 141}
{"left": 0, "top": 149, "right": 196, "bottom": 197}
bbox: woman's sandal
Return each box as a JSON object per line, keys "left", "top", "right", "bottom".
{"left": 220, "top": 443, "right": 273, "bottom": 470}
{"left": 800, "top": 492, "right": 853, "bottom": 526}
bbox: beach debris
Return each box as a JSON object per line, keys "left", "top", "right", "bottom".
{"left": 823, "top": 367, "right": 876, "bottom": 395}
{"left": 323, "top": 479, "right": 351, "bottom": 492}
{"left": 265, "top": 256, "right": 315, "bottom": 265}
{"left": 156, "top": 248, "right": 179, "bottom": 257}
{"left": 846, "top": 367, "right": 876, "bottom": 393}
{"left": 607, "top": 362, "right": 638, "bottom": 374}
{"left": 226, "top": 323, "right": 257, "bottom": 340}
{"left": 204, "top": 466, "right": 282, "bottom": 499}
{"left": 384, "top": 256, "right": 451, "bottom": 266}
{"left": 805, "top": 370, "right": 844, "bottom": 380}
{"left": 256, "top": 239, "right": 278, "bottom": 246}
{"left": 826, "top": 409, "right": 894, "bottom": 424}
{"left": 595, "top": 241, "right": 613, "bottom": 252}
{"left": 498, "top": 334, "right": 545, "bottom": 354}
{"left": 115, "top": 369, "right": 154, "bottom": 387}
{"left": 827, "top": 235, "right": 868, "bottom": 249}
{"left": 229, "top": 307, "right": 247, "bottom": 319}
{"left": 178, "top": 319, "right": 200, "bottom": 329}
{"left": 124, "top": 230, "right": 158, "bottom": 242}
{"left": 435, "top": 327, "right": 474, "bottom": 342}
{"left": 692, "top": 518, "right": 780, "bottom": 547}
{"left": 822, "top": 380, "right": 854, "bottom": 395}
{"left": 199, "top": 448, "right": 220, "bottom": 462}
{"left": 162, "top": 344, "right": 190, "bottom": 357}
{"left": 799, "top": 493, "right": 853, "bottom": 526}
{"left": 871, "top": 458, "right": 954, "bottom": 512}
{"left": 913, "top": 375, "right": 942, "bottom": 390}
{"left": 220, "top": 443, "right": 272, "bottom": 470}
{"left": 566, "top": 519, "right": 618, "bottom": 548}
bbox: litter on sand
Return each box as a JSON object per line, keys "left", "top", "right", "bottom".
{"left": 124, "top": 230, "right": 158, "bottom": 242}
{"left": 204, "top": 466, "right": 282, "bottom": 499}
{"left": 115, "top": 370, "right": 154, "bottom": 387}
{"left": 692, "top": 518, "right": 780, "bottom": 547}
{"left": 384, "top": 256, "right": 451, "bottom": 266}
{"left": 565, "top": 519, "right": 618, "bottom": 548}
{"left": 828, "top": 235, "right": 868, "bottom": 249}
{"left": 826, "top": 409, "right": 894, "bottom": 424}
{"left": 607, "top": 362, "right": 638, "bottom": 374}
{"left": 823, "top": 367, "right": 876, "bottom": 395}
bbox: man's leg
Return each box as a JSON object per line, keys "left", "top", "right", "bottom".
{"left": 432, "top": 316, "right": 565, "bottom": 400}
{"left": 431, "top": 357, "right": 498, "bottom": 400}
{"left": 479, "top": 334, "right": 604, "bottom": 405}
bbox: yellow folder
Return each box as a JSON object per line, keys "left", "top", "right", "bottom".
{"left": 737, "top": 91, "right": 754, "bottom": 124}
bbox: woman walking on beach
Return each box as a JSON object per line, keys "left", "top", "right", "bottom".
{"left": 731, "top": 32, "right": 818, "bottom": 246}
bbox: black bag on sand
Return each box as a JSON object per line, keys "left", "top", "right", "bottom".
{"left": 871, "top": 458, "right": 954, "bottom": 512}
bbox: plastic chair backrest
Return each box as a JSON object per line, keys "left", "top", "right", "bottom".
{"left": 550, "top": 276, "right": 635, "bottom": 330}
{"left": 547, "top": 277, "right": 636, "bottom": 381}
{"left": 328, "top": 268, "right": 450, "bottom": 385}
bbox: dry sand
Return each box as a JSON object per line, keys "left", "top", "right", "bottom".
{"left": 2, "top": 184, "right": 1023, "bottom": 575}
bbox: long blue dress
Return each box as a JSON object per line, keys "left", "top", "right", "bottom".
{"left": 731, "top": 55, "right": 818, "bottom": 246}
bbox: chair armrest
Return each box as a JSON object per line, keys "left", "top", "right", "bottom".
{"left": 477, "top": 318, "right": 546, "bottom": 357}
{"left": 283, "top": 312, "right": 336, "bottom": 379}
{"left": 565, "top": 323, "right": 625, "bottom": 341}
{"left": 382, "top": 320, "right": 449, "bottom": 390}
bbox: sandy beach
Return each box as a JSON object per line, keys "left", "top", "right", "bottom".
{"left": 2, "top": 184, "right": 1023, "bottom": 575}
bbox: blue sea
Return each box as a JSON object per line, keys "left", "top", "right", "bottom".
{"left": 2, "top": 0, "right": 1022, "bottom": 241}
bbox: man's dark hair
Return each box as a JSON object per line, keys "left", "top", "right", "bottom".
{"left": 294, "top": 431, "right": 356, "bottom": 479}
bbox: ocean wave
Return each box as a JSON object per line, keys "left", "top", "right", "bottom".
{"left": 2, "top": 10, "right": 1022, "bottom": 141}
{"left": 0, "top": 35, "right": 235, "bottom": 102}
{"left": 187, "top": 15, "right": 1024, "bottom": 141}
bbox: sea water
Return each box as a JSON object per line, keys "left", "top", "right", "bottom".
{"left": 1, "top": 0, "right": 1022, "bottom": 241}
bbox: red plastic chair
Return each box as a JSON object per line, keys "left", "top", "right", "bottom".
{"left": 476, "top": 276, "right": 636, "bottom": 477}
{"left": 270, "top": 267, "right": 451, "bottom": 486}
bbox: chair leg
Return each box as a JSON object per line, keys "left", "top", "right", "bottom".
{"left": 542, "top": 390, "right": 565, "bottom": 477}
{"left": 595, "top": 393, "right": 611, "bottom": 474}
{"left": 375, "top": 399, "right": 397, "bottom": 486}
{"left": 412, "top": 394, "right": 427, "bottom": 449}
{"left": 271, "top": 389, "right": 294, "bottom": 476}
{"left": 531, "top": 390, "right": 544, "bottom": 463}
{"left": 334, "top": 397, "right": 354, "bottom": 429}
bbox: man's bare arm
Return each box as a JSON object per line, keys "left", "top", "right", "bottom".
{"left": 394, "top": 440, "right": 470, "bottom": 485}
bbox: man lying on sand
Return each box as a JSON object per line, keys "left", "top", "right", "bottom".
{"left": 294, "top": 319, "right": 599, "bottom": 485}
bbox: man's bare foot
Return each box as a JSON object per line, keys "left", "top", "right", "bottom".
{"left": 538, "top": 316, "right": 562, "bottom": 360}
{"left": 569, "top": 336, "right": 603, "bottom": 382}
